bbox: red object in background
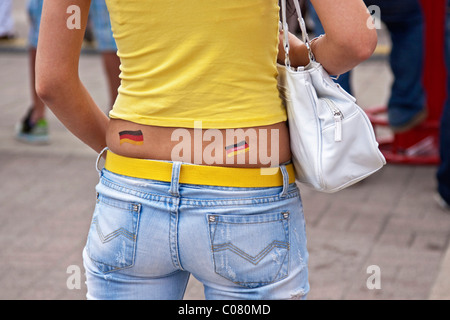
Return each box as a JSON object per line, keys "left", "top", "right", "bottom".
{"left": 366, "top": 0, "right": 447, "bottom": 165}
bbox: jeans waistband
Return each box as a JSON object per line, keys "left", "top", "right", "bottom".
{"left": 99, "top": 149, "right": 295, "bottom": 190}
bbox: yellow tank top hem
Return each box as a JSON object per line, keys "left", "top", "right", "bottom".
{"left": 109, "top": 113, "right": 287, "bottom": 129}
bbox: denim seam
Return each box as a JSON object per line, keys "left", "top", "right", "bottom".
{"left": 87, "top": 257, "right": 134, "bottom": 274}
{"left": 101, "top": 174, "right": 300, "bottom": 205}
{"left": 101, "top": 176, "right": 173, "bottom": 202}
{"left": 181, "top": 190, "right": 299, "bottom": 207}
{"left": 229, "top": 274, "right": 289, "bottom": 287}
{"left": 97, "top": 193, "right": 141, "bottom": 211}
{"left": 169, "top": 198, "right": 184, "bottom": 271}
{"left": 212, "top": 240, "right": 289, "bottom": 265}
{"left": 93, "top": 217, "right": 136, "bottom": 242}
{"left": 208, "top": 212, "right": 291, "bottom": 288}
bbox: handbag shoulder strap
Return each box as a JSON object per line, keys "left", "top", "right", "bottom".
{"left": 280, "top": 0, "right": 315, "bottom": 67}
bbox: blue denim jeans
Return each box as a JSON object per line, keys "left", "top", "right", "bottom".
{"left": 83, "top": 165, "right": 309, "bottom": 300}
{"left": 308, "top": 0, "right": 426, "bottom": 127}
{"left": 437, "top": 4, "right": 450, "bottom": 205}
{"left": 27, "top": 0, "right": 116, "bottom": 51}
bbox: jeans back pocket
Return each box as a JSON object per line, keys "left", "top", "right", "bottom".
{"left": 86, "top": 193, "right": 141, "bottom": 273}
{"left": 208, "top": 211, "right": 290, "bottom": 288}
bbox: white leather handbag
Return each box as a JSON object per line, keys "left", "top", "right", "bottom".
{"left": 278, "top": 0, "right": 386, "bottom": 193}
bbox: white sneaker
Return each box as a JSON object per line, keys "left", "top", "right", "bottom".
{"left": 435, "top": 194, "right": 450, "bottom": 212}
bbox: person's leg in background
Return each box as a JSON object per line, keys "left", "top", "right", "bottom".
{"left": 16, "top": 0, "right": 48, "bottom": 144}
{"left": 16, "top": 0, "right": 121, "bottom": 144}
{"left": 308, "top": 0, "right": 427, "bottom": 133}
{"left": 100, "top": 52, "right": 120, "bottom": 108}
{"left": 89, "top": 0, "right": 120, "bottom": 109}
{"left": 365, "top": 0, "right": 427, "bottom": 133}
{"left": 0, "top": 0, "right": 15, "bottom": 39}
{"left": 436, "top": 1, "right": 450, "bottom": 211}
{"left": 381, "top": 1, "right": 427, "bottom": 132}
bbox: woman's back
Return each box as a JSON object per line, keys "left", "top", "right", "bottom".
{"left": 107, "top": 0, "right": 286, "bottom": 129}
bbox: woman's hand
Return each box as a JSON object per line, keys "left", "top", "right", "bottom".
{"left": 277, "top": 30, "right": 310, "bottom": 68}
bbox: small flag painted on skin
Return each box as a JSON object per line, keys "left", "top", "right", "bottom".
{"left": 225, "top": 141, "right": 249, "bottom": 157}
{"left": 119, "top": 130, "right": 144, "bottom": 146}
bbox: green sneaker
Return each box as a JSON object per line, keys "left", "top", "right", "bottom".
{"left": 15, "top": 108, "right": 50, "bottom": 144}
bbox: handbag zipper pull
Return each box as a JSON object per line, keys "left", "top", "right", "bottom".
{"left": 334, "top": 111, "right": 343, "bottom": 142}
{"left": 323, "top": 98, "right": 344, "bottom": 142}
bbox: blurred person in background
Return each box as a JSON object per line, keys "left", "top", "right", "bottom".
{"left": 308, "top": 0, "right": 427, "bottom": 134}
{"left": 0, "top": 0, "right": 14, "bottom": 40}
{"left": 15, "top": 0, "right": 119, "bottom": 144}
{"left": 437, "top": 1, "right": 450, "bottom": 211}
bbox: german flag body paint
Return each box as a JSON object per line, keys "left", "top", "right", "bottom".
{"left": 225, "top": 140, "right": 249, "bottom": 158}
{"left": 119, "top": 130, "right": 144, "bottom": 146}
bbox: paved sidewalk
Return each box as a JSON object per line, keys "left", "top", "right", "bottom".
{"left": 1, "top": 0, "right": 449, "bottom": 300}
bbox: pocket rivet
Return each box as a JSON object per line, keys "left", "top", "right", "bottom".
{"left": 209, "top": 215, "right": 216, "bottom": 222}
{"left": 132, "top": 204, "right": 139, "bottom": 212}
{"left": 283, "top": 212, "right": 290, "bottom": 219}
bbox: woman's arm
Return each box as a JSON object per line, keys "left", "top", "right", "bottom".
{"left": 278, "top": 0, "right": 378, "bottom": 75}
{"left": 35, "top": 0, "right": 109, "bottom": 153}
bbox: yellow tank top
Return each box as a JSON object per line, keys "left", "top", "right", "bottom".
{"left": 106, "top": 0, "right": 286, "bottom": 129}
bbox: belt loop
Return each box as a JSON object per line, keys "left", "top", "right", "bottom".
{"left": 169, "top": 161, "right": 182, "bottom": 196}
{"left": 96, "top": 147, "right": 109, "bottom": 175}
{"left": 280, "top": 164, "right": 289, "bottom": 198}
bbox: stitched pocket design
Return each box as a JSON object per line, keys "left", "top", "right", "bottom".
{"left": 86, "top": 193, "right": 141, "bottom": 273}
{"left": 208, "top": 212, "right": 290, "bottom": 288}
